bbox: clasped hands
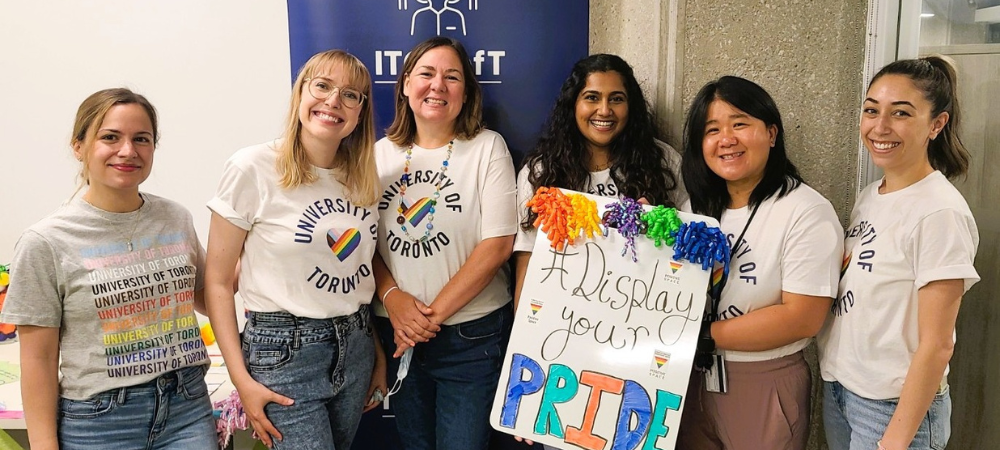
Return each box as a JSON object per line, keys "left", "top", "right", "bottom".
{"left": 383, "top": 288, "right": 441, "bottom": 357}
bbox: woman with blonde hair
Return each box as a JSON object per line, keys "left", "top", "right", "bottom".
{"left": 204, "top": 50, "right": 386, "bottom": 450}
{"left": 2, "top": 88, "right": 217, "bottom": 449}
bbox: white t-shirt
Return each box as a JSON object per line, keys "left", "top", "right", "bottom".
{"left": 373, "top": 130, "right": 517, "bottom": 325}
{"left": 818, "top": 171, "right": 979, "bottom": 400}
{"left": 514, "top": 141, "right": 688, "bottom": 253}
{"left": 715, "top": 183, "right": 843, "bottom": 362}
{"left": 208, "top": 141, "right": 379, "bottom": 319}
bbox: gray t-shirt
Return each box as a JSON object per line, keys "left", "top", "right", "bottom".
{"left": 1, "top": 193, "right": 209, "bottom": 400}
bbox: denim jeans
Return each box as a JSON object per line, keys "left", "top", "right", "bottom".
{"left": 58, "top": 364, "right": 217, "bottom": 450}
{"left": 823, "top": 381, "right": 951, "bottom": 450}
{"left": 377, "top": 304, "right": 512, "bottom": 450}
{"left": 242, "top": 306, "right": 374, "bottom": 450}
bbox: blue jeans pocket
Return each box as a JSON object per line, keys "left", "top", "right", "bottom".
{"left": 244, "top": 342, "right": 293, "bottom": 371}
{"left": 928, "top": 386, "right": 952, "bottom": 450}
{"left": 453, "top": 307, "right": 509, "bottom": 371}
{"left": 242, "top": 323, "right": 295, "bottom": 372}
{"left": 181, "top": 367, "right": 210, "bottom": 401}
{"left": 455, "top": 308, "right": 504, "bottom": 340}
{"left": 59, "top": 392, "right": 119, "bottom": 420}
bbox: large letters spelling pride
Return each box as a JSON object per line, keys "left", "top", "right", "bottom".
{"left": 491, "top": 192, "right": 714, "bottom": 450}
{"left": 286, "top": 0, "right": 588, "bottom": 160}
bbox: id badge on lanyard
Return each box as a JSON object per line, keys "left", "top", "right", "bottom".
{"left": 703, "top": 202, "right": 759, "bottom": 394}
{"left": 704, "top": 353, "right": 728, "bottom": 393}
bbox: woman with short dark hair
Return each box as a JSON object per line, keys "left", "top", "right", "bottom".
{"left": 677, "top": 76, "right": 843, "bottom": 450}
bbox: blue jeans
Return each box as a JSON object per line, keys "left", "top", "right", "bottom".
{"left": 58, "top": 364, "right": 216, "bottom": 450}
{"left": 377, "top": 304, "right": 512, "bottom": 450}
{"left": 242, "top": 306, "right": 375, "bottom": 450}
{"left": 823, "top": 381, "right": 951, "bottom": 450}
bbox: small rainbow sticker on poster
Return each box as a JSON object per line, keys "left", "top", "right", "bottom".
{"left": 669, "top": 261, "right": 683, "bottom": 274}
{"left": 652, "top": 350, "right": 671, "bottom": 370}
{"left": 327, "top": 228, "right": 361, "bottom": 262}
{"left": 530, "top": 300, "right": 543, "bottom": 315}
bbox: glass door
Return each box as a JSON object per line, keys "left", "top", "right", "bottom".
{"left": 897, "top": 1, "right": 1000, "bottom": 448}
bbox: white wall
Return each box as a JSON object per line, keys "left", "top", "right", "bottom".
{"left": 0, "top": 0, "right": 293, "bottom": 262}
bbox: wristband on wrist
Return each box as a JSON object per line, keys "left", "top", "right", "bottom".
{"left": 699, "top": 321, "right": 716, "bottom": 352}
{"left": 381, "top": 286, "right": 399, "bottom": 303}
{"left": 877, "top": 440, "right": 887, "bottom": 450}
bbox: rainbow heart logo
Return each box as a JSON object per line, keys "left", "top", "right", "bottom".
{"left": 326, "top": 228, "right": 361, "bottom": 262}
{"left": 399, "top": 197, "right": 434, "bottom": 226}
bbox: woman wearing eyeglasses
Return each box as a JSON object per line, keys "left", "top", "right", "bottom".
{"left": 204, "top": 50, "right": 387, "bottom": 450}
{"left": 371, "top": 36, "right": 517, "bottom": 450}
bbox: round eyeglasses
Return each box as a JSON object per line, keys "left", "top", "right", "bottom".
{"left": 305, "top": 77, "right": 366, "bottom": 109}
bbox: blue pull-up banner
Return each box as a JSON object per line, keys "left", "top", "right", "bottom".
{"left": 287, "top": 3, "right": 587, "bottom": 448}
{"left": 287, "top": 0, "right": 589, "bottom": 162}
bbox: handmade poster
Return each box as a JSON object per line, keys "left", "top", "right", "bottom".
{"left": 491, "top": 190, "right": 720, "bottom": 450}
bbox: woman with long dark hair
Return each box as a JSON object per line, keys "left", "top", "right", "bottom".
{"left": 819, "top": 56, "right": 979, "bottom": 450}
{"left": 513, "top": 53, "right": 687, "bottom": 309}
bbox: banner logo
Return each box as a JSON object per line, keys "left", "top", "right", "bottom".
{"left": 398, "top": 0, "right": 481, "bottom": 35}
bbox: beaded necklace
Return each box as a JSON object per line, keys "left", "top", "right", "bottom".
{"left": 397, "top": 140, "right": 454, "bottom": 242}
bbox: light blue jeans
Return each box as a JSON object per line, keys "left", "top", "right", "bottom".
{"left": 823, "top": 381, "right": 951, "bottom": 450}
{"left": 58, "top": 364, "right": 217, "bottom": 450}
{"left": 242, "top": 306, "right": 374, "bottom": 450}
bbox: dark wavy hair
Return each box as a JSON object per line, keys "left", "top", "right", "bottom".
{"left": 520, "top": 54, "right": 679, "bottom": 230}
{"left": 681, "top": 76, "right": 802, "bottom": 220}
{"left": 869, "top": 55, "right": 968, "bottom": 179}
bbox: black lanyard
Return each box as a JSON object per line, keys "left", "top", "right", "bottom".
{"left": 708, "top": 202, "right": 760, "bottom": 321}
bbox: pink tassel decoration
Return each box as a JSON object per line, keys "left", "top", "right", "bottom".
{"left": 214, "top": 389, "right": 251, "bottom": 448}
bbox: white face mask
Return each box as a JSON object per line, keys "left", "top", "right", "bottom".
{"left": 385, "top": 347, "right": 413, "bottom": 398}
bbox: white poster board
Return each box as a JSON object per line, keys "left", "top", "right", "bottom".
{"left": 490, "top": 192, "right": 718, "bottom": 450}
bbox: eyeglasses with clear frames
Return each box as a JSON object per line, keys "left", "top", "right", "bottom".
{"left": 305, "top": 77, "right": 366, "bottom": 109}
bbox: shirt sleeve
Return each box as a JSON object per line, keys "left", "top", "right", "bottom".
{"left": 479, "top": 133, "right": 518, "bottom": 239}
{"left": 781, "top": 200, "right": 845, "bottom": 298}
{"left": 910, "top": 208, "right": 980, "bottom": 292}
{"left": 513, "top": 165, "right": 539, "bottom": 253}
{"left": 188, "top": 216, "right": 208, "bottom": 292}
{"left": 206, "top": 150, "right": 261, "bottom": 231}
{"left": 0, "top": 231, "right": 63, "bottom": 327}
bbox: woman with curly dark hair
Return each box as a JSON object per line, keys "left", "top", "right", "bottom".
{"left": 512, "top": 53, "right": 687, "bottom": 310}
